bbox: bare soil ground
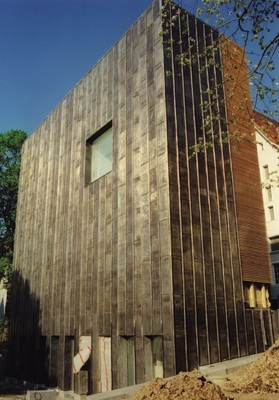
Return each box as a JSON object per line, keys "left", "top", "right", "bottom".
{"left": 125, "top": 338, "right": 279, "bottom": 400}
{"left": 221, "top": 338, "right": 279, "bottom": 400}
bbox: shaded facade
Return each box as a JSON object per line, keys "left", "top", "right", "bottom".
{"left": 9, "top": 0, "right": 273, "bottom": 395}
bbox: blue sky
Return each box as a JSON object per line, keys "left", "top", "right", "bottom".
{"left": 0, "top": 0, "right": 278, "bottom": 134}
{"left": 0, "top": 0, "right": 154, "bottom": 134}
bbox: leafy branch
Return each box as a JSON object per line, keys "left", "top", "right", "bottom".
{"left": 160, "top": 0, "right": 278, "bottom": 158}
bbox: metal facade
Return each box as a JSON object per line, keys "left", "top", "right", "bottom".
{"left": 9, "top": 0, "right": 273, "bottom": 394}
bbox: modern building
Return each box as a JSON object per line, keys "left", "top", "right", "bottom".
{"left": 9, "top": 0, "right": 274, "bottom": 395}
{"left": 254, "top": 111, "right": 279, "bottom": 308}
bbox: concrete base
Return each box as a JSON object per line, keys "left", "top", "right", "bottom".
{"left": 58, "top": 383, "right": 148, "bottom": 400}
{"left": 26, "top": 390, "right": 59, "bottom": 400}
{"left": 57, "top": 353, "right": 262, "bottom": 400}
{"left": 199, "top": 353, "right": 262, "bottom": 377}
{"left": 87, "top": 383, "right": 149, "bottom": 400}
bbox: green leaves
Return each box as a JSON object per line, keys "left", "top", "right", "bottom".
{"left": 159, "top": 0, "right": 278, "bottom": 159}
{"left": 198, "top": 0, "right": 279, "bottom": 117}
{"left": 0, "top": 129, "right": 26, "bottom": 341}
{"left": 0, "top": 129, "right": 27, "bottom": 279}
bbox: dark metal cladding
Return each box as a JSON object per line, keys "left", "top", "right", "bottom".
{"left": 9, "top": 0, "right": 273, "bottom": 395}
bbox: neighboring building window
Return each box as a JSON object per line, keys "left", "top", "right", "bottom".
{"left": 274, "top": 263, "right": 279, "bottom": 284}
{"left": 263, "top": 165, "right": 269, "bottom": 180}
{"left": 266, "top": 185, "right": 272, "bottom": 202}
{"left": 270, "top": 236, "right": 279, "bottom": 252}
{"left": 85, "top": 122, "right": 112, "bottom": 184}
{"left": 268, "top": 206, "right": 275, "bottom": 221}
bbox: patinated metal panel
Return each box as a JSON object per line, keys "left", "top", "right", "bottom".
{"left": 10, "top": 0, "right": 274, "bottom": 393}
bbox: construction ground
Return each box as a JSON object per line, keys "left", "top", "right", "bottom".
{"left": 1, "top": 339, "right": 279, "bottom": 400}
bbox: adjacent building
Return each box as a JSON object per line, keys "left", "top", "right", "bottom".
{"left": 9, "top": 0, "right": 274, "bottom": 395}
{"left": 254, "top": 111, "right": 279, "bottom": 308}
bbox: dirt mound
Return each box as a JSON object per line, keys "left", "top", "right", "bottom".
{"left": 124, "top": 371, "right": 229, "bottom": 400}
{"left": 124, "top": 339, "right": 279, "bottom": 400}
{"left": 224, "top": 339, "right": 279, "bottom": 394}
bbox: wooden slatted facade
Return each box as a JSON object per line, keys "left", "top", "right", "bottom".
{"left": 221, "top": 39, "right": 272, "bottom": 284}
{"left": 9, "top": 0, "right": 273, "bottom": 395}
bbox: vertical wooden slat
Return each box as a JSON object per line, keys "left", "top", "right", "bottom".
{"left": 221, "top": 38, "right": 272, "bottom": 284}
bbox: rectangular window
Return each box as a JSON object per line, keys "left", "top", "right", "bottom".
{"left": 85, "top": 122, "right": 112, "bottom": 184}
{"left": 270, "top": 236, "right": 279, "bottom": 252}
{"left": 266, "top": 185, "right": 272, "bottom": 202}
{"left": 273, "top": 263, "right": 279, "bottom": 284}
{"left": 263, "top": 165, "right": 269, "bottom": 180}
{"left": 268, "top": 206, "right": 275, "bottom": 221}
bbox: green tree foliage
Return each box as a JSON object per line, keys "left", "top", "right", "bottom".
{"left": 0, "top": 129, "right": 27, "bottom": 280}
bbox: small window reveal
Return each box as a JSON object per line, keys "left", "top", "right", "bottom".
{"left": 270, "top": 236, "right": 279, "bottom": 252}
{"left": 268, "top": 206, "right": 275, "bottom": 221}
{"left": 263, "top": 165, "right": 269, "bottom": 180}
{"left": 85, "top": 122, "right": 112, "bottom": 184}
{"left": 274, "top": 263, "right": 279, "bottom": 284}
{"left": 266, "top": 185, "right": 272, "bottom": 202}
{"left": 144, "top": 336, "right": 163, "bottom": 381}
{"left": 119, "top": 336, "right": 135, "bottom": 387}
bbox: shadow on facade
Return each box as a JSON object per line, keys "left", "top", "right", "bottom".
{"left": 7, "top": 270, "right": 48, "bottom": 385}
